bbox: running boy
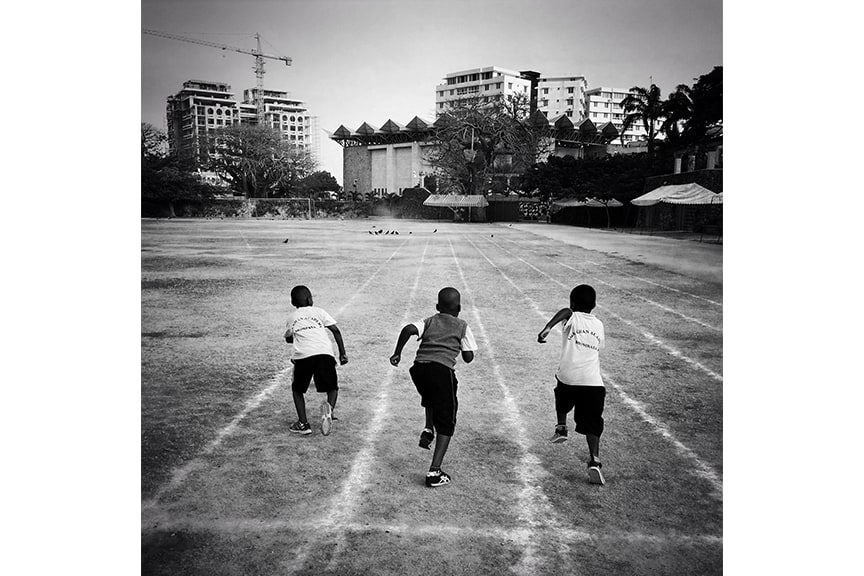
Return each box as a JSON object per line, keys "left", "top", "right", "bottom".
{"left": 284, "top": 285, "right": 348, "bottom": 436}
{"left": 390, "top": 287, "right": 477, "bottom": 488}
{"left": 537, "top": 284, "right": 607, "bottom": 485}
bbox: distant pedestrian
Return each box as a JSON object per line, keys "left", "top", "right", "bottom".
{"left": 390, "top": 287, "right": 477, "bottom": 487}
{"left": 537, "top": 284, "right": 607, "bottom": 485}
{"left": 284, "top": 285, "right": 348, "bottom": 436}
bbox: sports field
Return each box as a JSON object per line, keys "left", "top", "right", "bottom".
{"left": 141, "top": 218, "right": 723, "bottom": 575}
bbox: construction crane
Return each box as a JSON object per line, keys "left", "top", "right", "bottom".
{"left": 143, "top": 29, "right": 291, "bottom": 125}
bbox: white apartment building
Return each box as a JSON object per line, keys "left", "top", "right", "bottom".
{"left": 585, "top": 87, "right": 659, "bottom": 145}
{"left": 536, "top": 76, "right": 588, "bottom": 121}
{"left": 166, "top": 80, "right": 320, "bottom": 170}
{"left": 435, "top": 66, "right": 539, "bottom": 114}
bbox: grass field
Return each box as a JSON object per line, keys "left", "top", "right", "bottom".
{"left": 141, "top": 218, "right": 723, "bottom": 575}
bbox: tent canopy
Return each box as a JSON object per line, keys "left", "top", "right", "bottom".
{"left": 423, "top": 194, "right": 489, "bottom": 208}
{"left": 631, "top": 183, "right": 721, "bottom": 206}
{"left": 553, "top": 197, "right": 623, "bottom": 208}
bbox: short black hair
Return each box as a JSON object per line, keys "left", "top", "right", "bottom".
{"left": 291, "top": 285, "right": 312, "bottom": 304}
{"left": 437, "top": 287, "right": 461, "bottom": 311}
{"left": 570, "top": 284, "right": 596, "bottom": 311}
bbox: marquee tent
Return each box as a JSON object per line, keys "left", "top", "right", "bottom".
{"left": 423, "top": 194, "right": 489, "bottom": 208}
{"left": 631, "top": 183, "right": 720, "bottom": 206}
{"left": 553, "top": 197, "right": 623, "bottom": 208}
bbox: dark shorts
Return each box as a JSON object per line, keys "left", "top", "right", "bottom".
{"left": 291, "top": 354, "right": 338, "bottom": 394}
{"left": 554, "top": 380, "right": 606, "bottom": 437}
{"left": 409, "top": 361, "right": 458, "bottom": 436}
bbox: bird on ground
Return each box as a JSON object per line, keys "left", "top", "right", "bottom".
{"left": 491, "top": 234, "right": 494, "bottom": 237}
{"left": 368, "top": 231, "right": 374, "bottom": 235}
{"left": 433, "top": 229, "right": 437, "bottom": 233}
{"left": 283, "top": 239, "right": 289, "bottom": 243}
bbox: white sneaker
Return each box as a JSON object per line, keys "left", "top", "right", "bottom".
{"left": 587, "top": 463, "right": 605, "bottom": 485}
{"left": 320, "top": 401, "right": 333, "bottom": 436}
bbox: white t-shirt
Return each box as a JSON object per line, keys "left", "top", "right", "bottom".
{"left": 556, "top": 311, "right": 605, "bottom": 387}
{"left": 285, "top": 306, "right": 337, "bottom": 360}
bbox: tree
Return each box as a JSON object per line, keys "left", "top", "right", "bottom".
{"left": 141, "top": 123, "right": 217, "bottom": 217}
{"left": 620, "top": 84, "right": 664, "bottom": 154}
{"left": 205, "top": 124, "right": 316, "bottom": 197}
{"left": 682, "top": 66, "right": 722, "bottom": 144}
{"left": 426, "top": 93, "right": 550, "bottom": 195}
{"left": 294, "top": 171, "right": 341, "bottom": 198}
{"left": 660, "top": 84, "right": 693, "bottom": 147}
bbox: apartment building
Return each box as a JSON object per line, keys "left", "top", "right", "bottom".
{"left": 166, "top": 80, "right": 320, "bottom": 169}
{"left": 585, "top": 87, "right": 656, "bottom": 144}
{"left": 536, "top": 76, "right": 588, "bottom": 121}
{"left": 435, "top": 66, "right": 540, "bottom": 114}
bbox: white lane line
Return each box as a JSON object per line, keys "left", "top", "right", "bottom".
{"left": 487, "top": 238, "right": 722, "bottom": 383}
{"left": 491, "top": 236, "right": 720, "bottom": 332}
{"left": 142, "top": 241, "right": 411, "bottom": 513}
{"left": 448, "top": 236, "right": 573, "bottom": 576}
{"left": 603, "top": 374, "right": 723, "bottom": 498}
{"left": 499, "top": 236, "right": 722, "bottom": 307}
{"left": 142, "top": 517, "right": 722, "bottom": 546}
{"left": 286, "top": 238, "right": 431, "bottom": 574}
{"left": 465, "top": 237, "right": 723, "bottom": 501}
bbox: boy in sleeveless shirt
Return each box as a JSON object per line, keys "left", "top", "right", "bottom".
{"left": 390, "top": 287, "right": 477, "bottom": 487}
{"left": 538, "top": 284, "right": 607, "bottom": 485}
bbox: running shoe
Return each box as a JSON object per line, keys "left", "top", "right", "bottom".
{"left": 289, "top": 421, "right": 312, "bottom": 435}
{"left": 425, "top": 469, "right": 451, "bottom": 488}
{"left": 587, "top": 460, "right": 605, "bottom": 485}
{"left": 419, "top": 428, "right": 434, "bottom": 450}
{"left": 550, "top": 425, "right": 569, "bottom": 443}
{"left": 320, "top": 401, "right": 333, "bottom": 436}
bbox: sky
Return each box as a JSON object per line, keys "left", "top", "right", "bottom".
{"left": 141, "top": 0, "right": 722, "bottom": 186}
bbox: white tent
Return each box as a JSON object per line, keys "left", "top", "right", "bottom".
{"left": 423, "top": 194, "right": 489, "bottom": 208}
{"left": 552, "top": 197, "right": 623, "bottom": 208}
{"left": 631, "top": 183, "right": 720, "bottom": 206}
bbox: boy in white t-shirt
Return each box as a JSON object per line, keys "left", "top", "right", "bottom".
{"left": 284, "top": 285, "right": 348, "bottom": 436}
{"left": 538, "top": 284, "right": 607, "bottom": 485}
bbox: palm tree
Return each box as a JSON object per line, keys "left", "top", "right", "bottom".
{"left": 660, "top": 84, "right": 693, "bottom": 147}
{"left": 620, "top": 84, "right": 664, "bottom": 153}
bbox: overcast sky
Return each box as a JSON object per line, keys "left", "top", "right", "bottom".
{"left": 141, "top": 0, "right": 722, "bottom": 185}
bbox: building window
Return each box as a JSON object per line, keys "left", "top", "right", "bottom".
{"left": 496, "top": 82, "right": 502, "bottom": 89}
{"left": 508, "top": 82, "right": 513, "bottom": 89}
{"left": 566, "top": 111, "right": 573, "bottom": 117}
{"left": 567, "top": 87, "right": 574, "bottom": 94}
{"left": 543, "top": 88, "right": 549, "bottom": 94}
{"left": 566, "top": 98, "right": 573, "bottom": 105}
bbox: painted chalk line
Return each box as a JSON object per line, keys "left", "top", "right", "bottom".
{"left": 464, "top": 236, "right": 722, "bottom": 501}
{"left": 448, "top": 235, "right": 576, "bottom": 576}
{"left": 486, "top": 238, "right": 722, "bottom": 383}
{"left": 498, "top": 235, "right": 722, "bottom": 308}
{"left": 142, "top": 240, "right": 411, "bottom": 514}
{"left": 286, "top": 238, "right": 431, "bottom": 574}
{"left": 492, "top": 237, "right": 721, "bottom": 332}
{"left": 142, "top": 516, "right": 722, "bottom": 547}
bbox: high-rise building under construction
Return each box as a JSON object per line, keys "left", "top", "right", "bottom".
{"left": 166, "top": 79, "right": 320, "bottom": 171}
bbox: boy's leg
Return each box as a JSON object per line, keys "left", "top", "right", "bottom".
{"left": 327, "top": 388, "right": 338, "bottom": 411}
{"left": 586, "top": 434, "right": 600, "bottom": 463}
{"left": 293, "top": 389, "right": 307, "bottom": 422}
{"left": 430, "top": 434, "right": 451, "bottom": 469}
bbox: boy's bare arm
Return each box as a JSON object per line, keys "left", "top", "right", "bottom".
{"left": 326, "top": 324, "right": 348, "bottom": 365}
{"left": 390, "top": 324, "right": 419, "bottom": 366}
{"left": 461, "top": 350, "right": 474, "bottom": 364}
{"left": 537, "top": 308, "right": 573, "bottom": 343}
{"left": 284, "top": 329, "right": 293, "bottom": 344}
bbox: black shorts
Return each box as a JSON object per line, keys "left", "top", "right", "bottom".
{"left": 554, "top": 380, "right": 606, "bottom": 437}
{"left": 291, "top": 354, "right": 338, "bottom": 394}
{"left": 409, "top": 361, "right": 458, "bottom": 436}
